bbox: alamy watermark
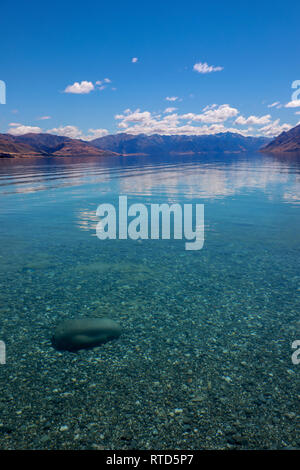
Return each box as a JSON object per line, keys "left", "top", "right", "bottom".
{"left": 95, "top": 196, "right": 204, "bottom": 250}
{"left": 0, "top": 341, "right": 5, "bottom": 364}
{"left": 291, "top": 80, "right": 300, "bottom": 101}
{"left": 0, "top": 80, "right": 6, "bottom": 104}
{"left": 291, "top": 340, "right": 300, "bottom": 365}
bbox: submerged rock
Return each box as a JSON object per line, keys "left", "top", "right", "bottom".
{"left": 51, "top": 317, "right": 122, "bottom": 352}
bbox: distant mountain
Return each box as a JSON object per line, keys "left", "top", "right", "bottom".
{"left": 0, "top": 134, "right": 42, "bottom": 158}
{"left": 0, "top": 133, "right": 119, "bottom": 158}
{"left": 90, "top": 132, "right": 270, "bottom": 155}
{"left": 261, "top": 124, "right": 300, "bottom": 153}
{"left": 0, "top": 131, "right": 271, "bottom": 158}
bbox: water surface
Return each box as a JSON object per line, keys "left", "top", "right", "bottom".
{"left": 0, "top": 152, "right": 299, "bottom": 449}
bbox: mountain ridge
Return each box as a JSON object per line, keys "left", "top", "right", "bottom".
{"left": 260, "top": 124, "right": 300, "bottom": 153}
{"left": 0, "top": 133, "right": 119, "bottom": 158}
{"left": 90, "top": 132, "right": 270, "bottom": 155}
{"left": 0, "top": 131, "right": 271, "bottom": 158}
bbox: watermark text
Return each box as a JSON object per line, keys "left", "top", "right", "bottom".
{"left": 0, "top": 341, "right": 6, "bottom": 364}
{"left": 291, "top": 340, "right": 300, "bottom": 365}
{"left": 96, "top": 196, "right": 204, "bottom": 250}
{"left": 291, "top": 80, "right": 300, "bottom": 101}
{"left": 0, "top": 80, "right": 6, "bottom": 104}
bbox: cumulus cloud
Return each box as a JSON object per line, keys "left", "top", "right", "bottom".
{"left": 114, "top": 105, "right": 246, "bottom": 136}
{"left": 8, "top": 125, "right": 42, "bottom": 135}
{"left": 181, "top": 104, "right": 238, "bottom": 123}
{"left": 6, "top": 103, "right": 294, "bottom": 141}
{"left": 115, "top": 110, "right": 154, "bottom": 128}
{"left": 65, "top": 78, "right": 114, "bottom": 94}
{"left": 113, "top": 103, "right": 297, "bottom": 137}
{"left": 84, "top": 128, "right": 109, "bottom": 140}
{"left": 284, "top": 100, "right": 300, "bottom": 108}
{"left": 165, "top": 96, "right": 178, "bottom": 102}
{"left": 235, "top": 114, "right": 271, "bottom": 125}
{"left": 6, "top": 122, "right": 109, "bottom": 140}
{"left": 258, "top": 119, "right": 292, "bottom": 137}
{"left": 47, "top": 125, "right": 83, "bottom": 139}
{"left": 164, "top": 107, "right": 177, "bottom": 113}
{"left": 131, "top": 57, "right": 138, "bottom": 63}
{"left": 193, "top": 62, "right": 223, "bottom": 74}
{"left": 64, "top": 81, "right": 95, "bottom": 94}
{"left": 37, "top": 116, "right": 51, "bottom": 120}
{"left": 46, "top": 125, "right": 109, "bottom": 141}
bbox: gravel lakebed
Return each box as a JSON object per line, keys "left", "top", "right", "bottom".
{"left": 0, "top": 236, "right": 299, "bottom": 450}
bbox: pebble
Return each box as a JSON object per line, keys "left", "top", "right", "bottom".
{"left": 59, "top": 425, "right": 69, "bottom": 432}
{"left": 222, "top": 376, "right": 232, "bottom": 383}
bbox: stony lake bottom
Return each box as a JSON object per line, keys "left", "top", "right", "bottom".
{"left": 0, "top": 152, "right": 299, "bottom": 450}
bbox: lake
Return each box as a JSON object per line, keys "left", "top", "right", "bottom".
{"left": 0, "top": 151, "right": 299, "bottom": 449}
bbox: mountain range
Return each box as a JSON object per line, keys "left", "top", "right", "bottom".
{"left": 0, "top": 133, "right": 118, "bottom": 158}
{"left": 0, "top": 131, "right": 270, "bottom": 158}
{"left": 260, "top": 123, "right": 300, "bottom": 153}
{"left": 90, "top": 132, "right": 270, "bottom": 155}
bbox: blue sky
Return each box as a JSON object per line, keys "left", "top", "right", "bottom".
{"left": 1, "top": 0, "right": 300, "bottom": 139}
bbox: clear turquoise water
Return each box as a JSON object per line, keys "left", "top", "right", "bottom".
{"left": 0, "top": 152, "right": 299, "bottom": 449}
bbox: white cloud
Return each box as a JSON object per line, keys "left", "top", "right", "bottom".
{"left": 202, "top": 104, "right": 217, "bottom": 111}
{"left": 6, "top": 122, "right": 109, "bottom": 141}
{"left": 193, "top": 62, "right": 223, "bottom": 74}
{"left": 165, "top": 96, "right": 178, "bottom": 102}
{"left": 8, "top": 125, "right": 42, "bottom": 135}
{"left": 164, "top": 107, "right": 177, "bottom": 113}
{"left": 46, "top": 125, "right": 108, "bottom": 141}
{"left": 64, "top": 81, "right": 95, "bottom": 94}
{"left": 285, "top": 100, "right": 300, "bottom": 108}
{"left": 258, "top": 119, "right": 292, "bottom": 137}
{"left": 38, "top": 116, "right": 51, "bottom": 120}
{"left": 95, "top": 78, "right": 112, "bottom": 90}
{"left": 114, "top": 104, "right": 297, "bottom": 137}
{"left": 132, "top": 57, "right": 138, "bottom": 63}
{"left": 47, "top": 125, "right": 82, "bottom": 139}
{"left": 267, "top": 101, "right": 280, "bottom": 108}
{"left": 181, "top": 104, "right": 239, "bottom": 123}
{"left": 114, "top": 105, "right": 246, "bottom": 136}
{"left": 65, "top": 79, "right": 113, "bottom": 93}
{"left": 115, "top": 109, "right": 153, "bottom": 128}
{"left": 84, "top": 128, "right": 109, "bottom": 140}
{"left": 235, "top": 114, "right": 271, "bottom": 125}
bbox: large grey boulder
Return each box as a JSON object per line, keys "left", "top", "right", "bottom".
{"left": 51, "top": 317, "right": 122, "bottom": 352}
